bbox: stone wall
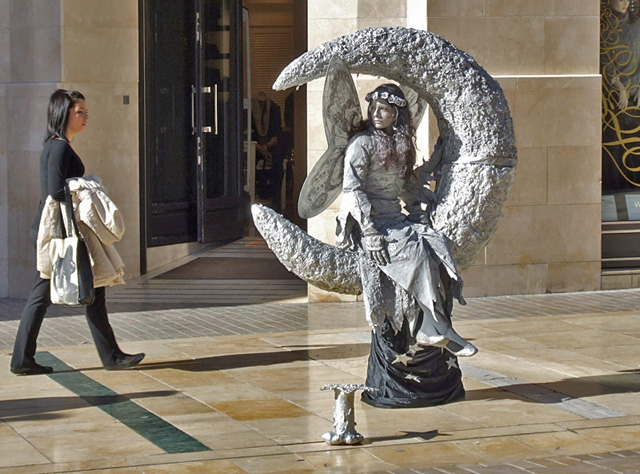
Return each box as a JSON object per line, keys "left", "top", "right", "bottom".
{"left": 0, "top": 1, "right": 7, "bottom": 297}
{"left": 1, "top": 0, "right": 140, "bottom": 298}
{"left": 1, "top": 0, "right": 65, "bottom": 298}
{"left": 426, "top": 0, "right": 601, "bottom": 296}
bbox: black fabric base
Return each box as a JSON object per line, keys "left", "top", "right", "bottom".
{"left": 362, "top": 319, "right": 465, "bottom": 409}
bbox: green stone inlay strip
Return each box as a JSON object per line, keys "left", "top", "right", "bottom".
{"left": 37, "top": 352, "right": 210, "bottom": 454}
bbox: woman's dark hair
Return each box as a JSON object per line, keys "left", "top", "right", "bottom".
{"left": 364, "top": 83, "right": 416, "bottom": 179}
{"left": 44, "top": 89, "right": 85, "bottom": 143}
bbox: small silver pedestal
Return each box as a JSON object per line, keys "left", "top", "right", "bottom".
{"left": 321, "top": 383, "right": 367, "bottom": 445}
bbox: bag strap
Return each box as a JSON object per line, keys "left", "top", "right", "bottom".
{"left": 55, "top": 202, "right": 67, "bottom": 239}
{"left": 63, "top": 184, "right": 81, "bottom": 238}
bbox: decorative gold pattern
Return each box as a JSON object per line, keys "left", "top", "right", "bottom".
{"left": 601, "top": 3, "right": 640, "bottom": 188}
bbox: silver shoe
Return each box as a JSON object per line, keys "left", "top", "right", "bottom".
{"left": 415, "top": 331, "right": 449, "bottom": 347}
{"left": 445, "top": 342, "right": 478, "bottom": 357}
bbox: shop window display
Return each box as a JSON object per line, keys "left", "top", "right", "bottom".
{"left": 601, "top": 0, "right": 640, "bottom": 221}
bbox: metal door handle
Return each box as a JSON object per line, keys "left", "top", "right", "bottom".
{"left": 214, "top": 83, "right": 219, "bottom": 135}
{"left": 202, "top": 87, "right": 212, "bottom": 133}
{"left": 191, "top": 85, "right": 196, "bottom": 135}
{"left": 202, "top": 86, "right": 218, "bottom": 134}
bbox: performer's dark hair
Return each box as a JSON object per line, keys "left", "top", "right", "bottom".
{"left": 364, "top": 84, "right": 416, "bottom": 179}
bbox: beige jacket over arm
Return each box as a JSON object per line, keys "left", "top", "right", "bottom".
{"left": 36, "top": 175, "right": 126, "bottom": 287}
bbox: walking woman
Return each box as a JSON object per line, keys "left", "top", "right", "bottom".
{"left": 10, "top": 89, "right": 144, "bottom": 375}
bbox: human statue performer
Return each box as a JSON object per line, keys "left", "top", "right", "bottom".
{"left": 338, "top": 83, "right": 476, "bottom": 357}
{"left": 333, "top": 81, "right": 474, "bottom": 408}
{"left": 251, "top": 27, "right": 517, "bottom": 409}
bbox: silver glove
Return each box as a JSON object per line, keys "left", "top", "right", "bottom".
{"left": 364, "top": 233, "right": 391, "bottom": 265}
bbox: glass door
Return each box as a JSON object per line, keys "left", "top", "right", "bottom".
{"left": 195, "top": 0, "right": 245, "bottom": 243}
{"left": 143, "top": 0, "right": 199, "bottom": 247}
{"left": 142, "top": 0, "right": 245, "bottom": 252}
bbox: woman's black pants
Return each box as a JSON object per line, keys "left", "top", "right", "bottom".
{"left": 10, "top": 272, "right": 122, "bottom": 370}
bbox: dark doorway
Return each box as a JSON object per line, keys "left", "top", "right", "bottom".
{"left": 140, "top": 0, "right": 246, "bottom": 254}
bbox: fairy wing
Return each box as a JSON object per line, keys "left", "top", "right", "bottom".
{"left": 296, "top": 59, "right": 428, "bottom": 219}
{"left": 297, "top": 55, "right": 362, "bottom": 219}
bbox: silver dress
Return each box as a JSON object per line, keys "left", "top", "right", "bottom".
{"left": 336, "top": 132, "right": 464, "bottom": 337}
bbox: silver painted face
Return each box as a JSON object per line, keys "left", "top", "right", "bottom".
{"left": 370, "top": 99, "right": 396, "bottom": 133}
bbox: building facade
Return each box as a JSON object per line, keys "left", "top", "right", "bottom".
{"left": 0, "top": 0, "right": 626, "bottom": 301}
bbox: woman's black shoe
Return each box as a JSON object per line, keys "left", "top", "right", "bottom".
{"left": 104, "top": 353, "right": 145, "bottom": 371}
{"left": 11, "top": 363, "right": 54, "bottom": 376}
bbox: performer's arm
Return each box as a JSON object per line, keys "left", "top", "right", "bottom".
{"left": 340, "top": 136, "right": 390, "bottom": 265}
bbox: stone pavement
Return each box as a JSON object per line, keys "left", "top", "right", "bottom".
{"left": 1, "top": 288, "right": 640, "bottom": 473}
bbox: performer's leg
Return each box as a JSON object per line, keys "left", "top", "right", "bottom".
{"left": 10, "top": 273, "right": 53, "bottom": 374}
{"left": 415, "top": 286, "right": 477, "bottom": 357}
{"left": 415, "top": 302, "right": 477, "bottom": 356}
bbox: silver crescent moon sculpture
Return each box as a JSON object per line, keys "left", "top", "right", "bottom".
{"left": 252, "top": 202, "right": 362, "bottom": 295}
{"left": 252, "top": 27, "right": 517, "bottom": 294}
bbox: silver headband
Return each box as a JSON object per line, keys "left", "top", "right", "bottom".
{"left": 365, "top": 90, "right": 407, "bottom": 107}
